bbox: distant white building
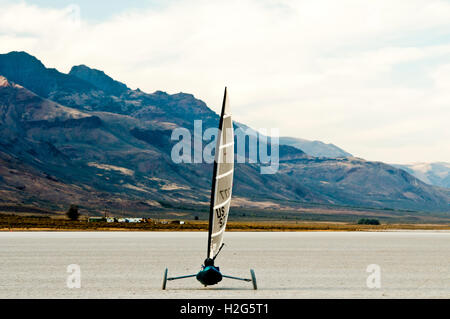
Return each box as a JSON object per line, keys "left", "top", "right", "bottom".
{"left": 105, "top": 217, "right": 144, "bottom": 223}
{"left": 126, "top": 218, "right": 143, "bottom": 223}
{"left": 170, "top": 220, "right": 185, "bottom": 225}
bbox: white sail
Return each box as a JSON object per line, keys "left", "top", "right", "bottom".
{"left": 207, "top": 88, "right": 234, "bottom": 259}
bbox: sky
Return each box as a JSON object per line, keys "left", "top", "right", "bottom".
{"left": 0, "top": 0, "right": 449, "bottom": 164}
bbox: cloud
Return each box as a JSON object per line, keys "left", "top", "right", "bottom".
{"left": 0, "top": 0, "right": 450, "bottom": 163}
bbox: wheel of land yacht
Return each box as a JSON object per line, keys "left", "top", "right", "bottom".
{"left": 250, "top": 269, "right": 257, "bottom": 290}
{"left": 162, "top": 268, "right": 168, "bottom": 290}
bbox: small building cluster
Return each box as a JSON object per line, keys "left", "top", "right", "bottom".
{"left": 87, "top": 216, "right": 185, "bottom": 224}
{"left": 88, "top": 217, "right": 147, "bottom": 223}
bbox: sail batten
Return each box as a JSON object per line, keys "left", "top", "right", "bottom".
{"left": 216, "top": 170, "right": 233, "bottom": 179}
{"left": 219, "top": 142, "right": 234, "bottom": 149}
{"left": 207, "top": 87, "right": 234, "bottom": 259}
{"left": 213, "top": 196, "right": 231, "bottom": 210}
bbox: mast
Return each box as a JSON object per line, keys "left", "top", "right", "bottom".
{"left": 207, "top": 87, "right": 232, "bottom": 259}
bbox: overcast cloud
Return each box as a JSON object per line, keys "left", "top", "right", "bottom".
{"left": 0, "top": 0, "right": 449, "bottom": 163}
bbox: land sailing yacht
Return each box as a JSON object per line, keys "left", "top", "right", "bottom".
{"left": 162, "top": 88, "right": 257, "bottom": 290}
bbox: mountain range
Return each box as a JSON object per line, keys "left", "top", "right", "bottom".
{"left": 392, "top": 162, "right": 450, "bottom": 189}
{"left": 278, "top": 136, "right": 352, "bottom": 158}
{"left": 0, "top": 51, "right": 449, "bottom": 218}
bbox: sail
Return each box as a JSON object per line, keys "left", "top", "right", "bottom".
{"left": 207, "top": 87, "right": 234, "bottom": 259}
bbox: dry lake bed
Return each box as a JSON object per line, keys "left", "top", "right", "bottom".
{"left": 0, "top": 231, "right": 448, "bottom": 298}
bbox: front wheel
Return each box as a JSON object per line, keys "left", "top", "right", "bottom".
{"left": 162, "top": 268, "right": 168, "bottom": 290}
{"left": 250, "top": 269, "right": 257, "bottom": 290}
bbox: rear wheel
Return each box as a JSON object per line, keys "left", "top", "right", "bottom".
{"left": 162, "top": 268, "right": 168, "bottom": 290}
{"left": 250, "top": 269, "right": 257, "bottom": 290}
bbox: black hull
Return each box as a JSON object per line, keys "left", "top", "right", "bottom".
{"left": 196, "top": 266, "right": 222, "bottom": 286}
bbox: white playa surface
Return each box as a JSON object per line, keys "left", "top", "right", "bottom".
{"left": 0, "top": 231, "right": 449, "bottom": 298}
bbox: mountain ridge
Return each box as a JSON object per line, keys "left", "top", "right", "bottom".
{"left": 69, "top": 64, "right": 129, "bottom": 96}
{"left": 279, "top": 136, "right": 352, "bottom": 158}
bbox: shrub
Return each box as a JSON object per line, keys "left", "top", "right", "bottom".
{"left": 66, "top": 204, "right": 80, "bottom": 221}
{"left": 357, "top": 218, "right": 380, "bottom": 225}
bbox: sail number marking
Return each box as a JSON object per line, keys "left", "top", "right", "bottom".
{"left": 215, "top": 206, "right": 227, "bottom": 227}
{"left": 219, "top": 187, "right": 230, "bottom": 200}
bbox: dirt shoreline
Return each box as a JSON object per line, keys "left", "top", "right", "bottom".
{"left": 1, "top": 218, "right": 449, "bottom": 232}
